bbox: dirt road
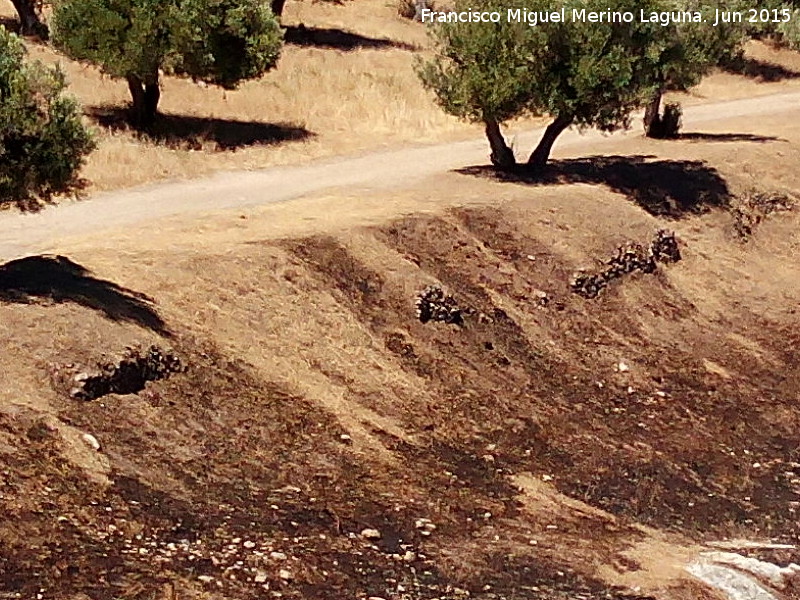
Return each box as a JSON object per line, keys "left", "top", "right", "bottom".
{"left": 0, "top": 90, "right": 798, "bottom": 261}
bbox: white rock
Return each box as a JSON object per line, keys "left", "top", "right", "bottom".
{"left": 81, "top": 433, "right": 101, "bottom": 451}
{"left": 243, "top": 540, "right": 256, "bottom": 549}
{"left": 270, "top": 551, "right": 287, "bottom": 560}
{"left": 360, "top": 528, "right": 381, "bottom": 540}
{"left": 278, "top": 569, "right": 292, "bottom": 580}
{"left": 617, "top": 361, "right": 630, "bottom": 372}
{"left": 254, "top": 570, "right": 268, "bottom": 583}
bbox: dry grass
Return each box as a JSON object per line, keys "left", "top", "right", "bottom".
{"left": 4, "top": 1, "right": 800, "bottom": 193}
{"left": 2, "top": 97, "right": 800, "bottom": 599}
{"left": 1, "top": 0, "right": 480, "bottom": 190}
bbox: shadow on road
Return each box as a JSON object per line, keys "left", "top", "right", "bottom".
{"left": 457, "top": 155, "right": 732, "bottom": 219}
{"left": 0, "top": 255, "right": 169, "bottom": 334}
{"left": 676, "top": 132, "right": 784, "bottom": 143}
{"left": 87, "top": 106, "right": 315, "bottom": 151}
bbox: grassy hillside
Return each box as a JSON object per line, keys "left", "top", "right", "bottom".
{"left": 1, "top": 106, "right": 799, "bottom": 599}
{"left": 3, "top": 0, "right": 800, "bottom": 194}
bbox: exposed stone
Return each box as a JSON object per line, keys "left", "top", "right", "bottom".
{"left": 51, "top": 346, "right": 185, "bottom": 401}
{"left": 415, "top": 285, "right": 463, "bottom": 325}
{"left": 360, "top": 528, "right": 381, "bottom": 540}
{"left": 81, "top": 433, "right": 101, "bottom": 451}
{"left": 571, "top": 229, "right": 681, "bottom": 299}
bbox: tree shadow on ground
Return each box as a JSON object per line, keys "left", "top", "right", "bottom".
{"left": 0, "top": 255, "right": 169, "bottom": 335}
{"left": 457, "top": 155, "right": 732, "bottom": 219}
{"left": 676, "top": 132, "right": 784, "bottom": 143}
{"left": 284, "top": 24, "right": 418, "bottom": 51}
{"left": 87, "top": 106, "right": 315, "bottom": 151}
{"left": 720, "top": 55, "right": 800, "bottom": 82}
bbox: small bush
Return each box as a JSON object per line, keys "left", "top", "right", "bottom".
{"left": 732, "top": 189, "right": 795, "bottom": 240}
{"left": 398, "top": 0, "right": 433, "bottom": 20}
{"left": 0, "top": 27, "right": 95, "bottom": 208}
{"left": 397, "top": 0, "right": 417, "bottom": 19}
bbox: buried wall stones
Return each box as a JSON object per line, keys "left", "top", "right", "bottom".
{"left": 50, "top": 346, "right": 185, "bottom": 401}
{"left": 415, "top": 285, "right": 464, "bottom": 325}
{"left": 571, "top": 230, "right": 681, "bottom": 299}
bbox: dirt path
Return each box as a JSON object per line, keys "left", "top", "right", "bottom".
{"left": 0, "top": 90, "right": 798, "bottom": 261}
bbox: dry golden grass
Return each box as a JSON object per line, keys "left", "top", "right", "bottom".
{"left": 3, "top": 0, "right": 800, "bottom": 193}
{"left": 1, "top": 0, "right": 480, "bottom": 190}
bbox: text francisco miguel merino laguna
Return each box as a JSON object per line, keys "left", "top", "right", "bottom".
{"left": 420, "top": 7, "right": 766, "bottom": 28}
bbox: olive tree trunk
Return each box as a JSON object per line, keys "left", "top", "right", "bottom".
{"left": 10, "top": 0, "right": 45, "bottom": 37}
{"left": 643, "top": 89, "right": 664, "bottom": 138}
{"left": 271, "top": 0, "right": 287, "bottom": 17}
{"left": 484, "top": 118, "right": 516, "bottom": 170}
{"left": 527, "top": 114, "right": 573, "bottom": 171}
{"left": 126, "top": 74, "right": 161, "bottom": 127}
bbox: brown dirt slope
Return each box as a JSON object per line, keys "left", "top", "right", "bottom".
{"left": 1, "top": 115, "right": 800, "bottom": 599}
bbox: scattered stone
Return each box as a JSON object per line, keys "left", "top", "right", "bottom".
{"left": 533, "top": 289, "right": 549, "bottom": 307}
{"left": 254, "top": 570, "right": 268, "bottom": 583}
{"left": 81, "top": 433, "right": 101, "bottom": 451}
{"left": 571, "top": 229, "right": 681, "bottom": 299}
{"left": 270, "top": 551, "right": 287, "bottom": 560}
{"left": 278, "top": 569, "right": 292, "bottom": 581}
{"left": 617, "top": 361, "right": 630, "bottom": 373}
{"left": 415, "top": 285, "right": 463, "bottom": 325}
{"left": 360, "top": 528, "right": 382, "bottom": 540}
{"left": 51, "top": 346, "right": 185, "bottom": 401}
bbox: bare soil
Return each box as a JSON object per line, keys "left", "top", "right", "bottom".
{"left": 1, "top": 94, "right": 800, "bottom": 600}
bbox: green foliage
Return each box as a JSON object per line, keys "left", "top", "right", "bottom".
{"left": 51, "top": 0, "right": 283, "bottom": 119}
{"left": 418, "top": 0, "right": 690, "bottom": 167}
{"left": 0, "top": 26, "right": 95, "bottom": 207}
{"left": 416, "top": 3, "right": 536, "bottom": 125}
{"left": 418, "top": 0, "right": 752, "bottom": 166}
{"left": 51, "top": 0, "right": 178, "bottom": 82}
{"left": 654, "top": 1, "right": 745, "bottom": 93}
{"left": 777, "top": 8, "right": 800, "bottom": 49}
{"left": 171, "top": 0, "right": 283, "bottom": 89}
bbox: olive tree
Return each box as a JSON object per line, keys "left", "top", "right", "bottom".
{"left": 643, "top": 1, "right": 745, "bottom": 137}
{"left": 418, "top": 0, "right": 696, "bottom": 171}
{"left": 51, "top": 0, "right": 283, "bottom": 126}
{"left": 0, "top": 27, "right": 94, "bottom": 207}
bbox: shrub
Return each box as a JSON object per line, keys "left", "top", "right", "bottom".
{"left": 0, "top": 26, "right": 95, "bottom": 208}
